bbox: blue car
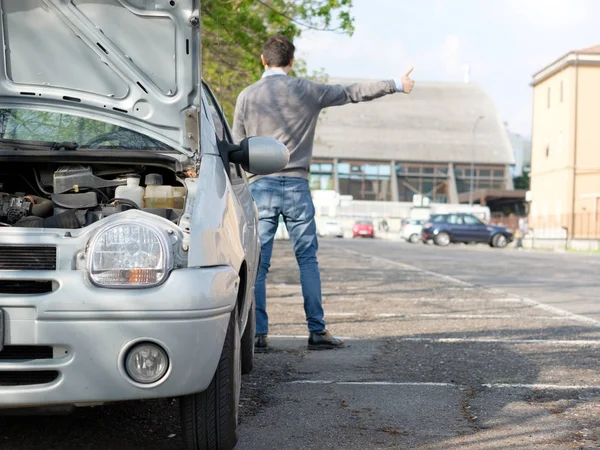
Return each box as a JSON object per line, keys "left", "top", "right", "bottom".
{"left": 422, "top": 213, "right": 513, "bottom": 248}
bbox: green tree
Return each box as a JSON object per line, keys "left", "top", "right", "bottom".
{"left": 513, "top": 171, "right": 530, "bottom": 190}
{"left": 201, "top": 0, "right": 354, "bottom": 123}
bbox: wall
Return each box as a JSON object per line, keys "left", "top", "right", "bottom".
{"left": 530, "top": 66, "right": 576, "bottom": 227}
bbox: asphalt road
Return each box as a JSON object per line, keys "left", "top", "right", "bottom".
{"left": 331, "top": 237, "right": 600, "bottom": 321}
{"left": 2, "top": 239, "right": 600, "bottom": 449}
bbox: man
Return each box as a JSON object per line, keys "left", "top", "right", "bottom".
{"left": 233, "top": 34, "right": 415, "bottom": 351}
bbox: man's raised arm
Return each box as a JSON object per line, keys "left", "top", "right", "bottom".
{"left": 315, "top": 66, "right": 415, "bottom": 109}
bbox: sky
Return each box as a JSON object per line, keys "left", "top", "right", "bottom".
{"left": 295, "top": 0, "right": 600, "bottom": 139}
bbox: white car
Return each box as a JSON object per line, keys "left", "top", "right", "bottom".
{"left": 319, "top": 220, "right": 344, "bottom": 238}
{"left": 0, "top": 2, "right": 289, "bottom": 450}
{"left": 402, "top": 219, "right": 425, "bottom": 243}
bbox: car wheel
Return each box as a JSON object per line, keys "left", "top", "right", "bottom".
{"left": 180, "top": 307, "right": 240, "bottom": 450}
{"left": 434, "top": 232, "right": 450, "bottom": 247}
{"left": 492, "top": 234, "right": 508, "bottom": 249}
{"left": 240, "top": 299, "right": 255, "bottom": 375}
{"left": 409, "top": 233, "right": 420, "bottom": 244}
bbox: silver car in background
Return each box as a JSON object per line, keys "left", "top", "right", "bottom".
{"left": 0, "top": 2, "right": 288, "bottom": 449}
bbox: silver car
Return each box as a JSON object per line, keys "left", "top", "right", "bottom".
{"left": 0, "top": 2, "right": 288, "bottom": 449}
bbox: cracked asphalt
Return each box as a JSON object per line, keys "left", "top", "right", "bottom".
{"left": 2, "top": 239, "right": 600, "bottom": 449}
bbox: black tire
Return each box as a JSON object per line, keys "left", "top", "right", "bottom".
{"left": 492, "top": 234, "right": 508, "bottom": 249}
{"left": 408, "top": 233, "right": 419, "bottom": 244}
{"left": 434, "top": 232, "right": 450, "bottom": 247}
{"left": 241, "top": 299, "right": 255, "bottom": 375}
{"left": 180, "top": 307, "right": 240, "bottom": 450}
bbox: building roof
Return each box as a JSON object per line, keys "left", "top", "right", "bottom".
{"left": 532, "top": 44, "right": 600, "bottom": 86}
{"left": 313, "top": 79, "right": 515, "bottom": 166}
{"left": 576, "top": 44, "right": 600, "bottom": 54}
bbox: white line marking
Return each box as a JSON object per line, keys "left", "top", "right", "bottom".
{"left": 289, "top": 380, "right": 600, "bottom": 390}
{"left": 325, "top": 313, "right": 358, "bottom": 317}
{"left": 400, "top": 337, "right": 600, "bottom": 346}
{"left": 331, "top": 245, "right": 600, "bottom": 328}
{"left": 377, "top": 313, "right": 573, "bottom": 320}
{"left": 289, "top": 380, "right": 453, "bottom": 387}
{"left": 267, "top": 335, "right": 600, "bottom": 346}
{"left": 482, "top": 383, "right": 600, "bottom": 390}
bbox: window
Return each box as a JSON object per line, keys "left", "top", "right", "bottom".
{"left": 339, "top": 161, "right": 392, "bottom": 200}
{"left": 463, "top": 215, "right": 482, "bottom": 226}
{"left": 203, "top": 84, "right": 229, "bottom": 142}
{"left": 560, "top": 81, "right": 564, "bottom": 103}
{"left": 447, "top": 214, "right": 462, "bottom": 225}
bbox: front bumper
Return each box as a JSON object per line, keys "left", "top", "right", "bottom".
{"left": 0, "top": 266, "right": 239, "bottom": 409}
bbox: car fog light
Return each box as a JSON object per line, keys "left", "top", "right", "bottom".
{"left": 125, "top": 343, "right": 169, "bottom": 384}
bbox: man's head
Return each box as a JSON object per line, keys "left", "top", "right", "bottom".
{"left": 261, "top": 35, "right": 295, "bottom": 72}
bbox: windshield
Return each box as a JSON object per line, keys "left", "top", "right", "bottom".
{"left": 0, "top": 109, "right": 172, "bottom": 150}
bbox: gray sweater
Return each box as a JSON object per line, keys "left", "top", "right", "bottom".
{"left": 232, "top": 74, "right": 398, "bottom": 180}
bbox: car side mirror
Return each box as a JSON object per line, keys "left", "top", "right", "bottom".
{"left": 227, "top": 137, "right": 289, "bottom": 175}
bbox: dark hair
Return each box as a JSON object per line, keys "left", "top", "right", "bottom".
{"left": 262, "top": 35, "right": 295, "bottom": 67}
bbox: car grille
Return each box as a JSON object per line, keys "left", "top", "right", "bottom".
{"left": 0, "top": 280, "right": 53, "bottom": 294}
{"left": 0, "top": 346, "right": 53, "bottom": 361}
{"left": 0, "top": 371, "right": 59, "bottom": 386}
{"left": 0, "top": 346, "right": 57, "bottom": 386}
{"left": 0, "top": 246, "right": 56, "bottom": 271}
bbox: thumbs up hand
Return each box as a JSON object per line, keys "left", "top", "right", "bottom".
{"left": 401, "top": 66, "right": 415, "bottom": 94}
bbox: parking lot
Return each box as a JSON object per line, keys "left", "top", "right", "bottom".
{"left": 2, "top": 239, "right": 600, "bottom": 449}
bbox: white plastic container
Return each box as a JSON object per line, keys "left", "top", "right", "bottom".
{"left": 173, "top": 187, "right": 186, "bottom": 209}
{"left": 115, "top": 176, "right": 145, "bottom": 208}
{"left": 144, "top": 185, "right": 174, "bottom": 208}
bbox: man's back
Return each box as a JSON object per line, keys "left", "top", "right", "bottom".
{"left": 233, "top": 74, "right": 397, "bottom": 180}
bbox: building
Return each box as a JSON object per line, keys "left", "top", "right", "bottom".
{"left": 509, "top": 132, "right": 532, "bottom": 177}
{"left": 310, "top": 79, "right": 515, "bottom": 206}
{"left": 530, "top": 45, "right": 600, "bottom": 238}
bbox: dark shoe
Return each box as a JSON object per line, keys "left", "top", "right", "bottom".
{"left": 255, "top": 334, "right": 269, "bottom": 352}
{"left": 308, "top": 330, "right": 344, "bottom": 350}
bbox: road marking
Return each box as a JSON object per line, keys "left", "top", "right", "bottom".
{"left": 482, "top": 383, "right": 600, "bottom": 390}
{"left": 289, "top": 380, "right": 453, "bottom": 387}
{"left": 289, "top": 380, "right": 600, "bottom": 390}
{"left": 329, "top": 244, "right": 600, "bottom": 328}
{"left": 325, "top": 312, "right": 358, "bottom": 317}
{"left": 400, "top": 337, "right": 600, "bottom": 346}
{"left": 268, "top": 335, "right": 600, "bottom": 346}
{"left": 377, "top": 313, "right": 574, "bottom": 320}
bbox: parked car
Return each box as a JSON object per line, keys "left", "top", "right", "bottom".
{"left": 0, "top": 3, "right": 289, "bottom": 450}
{"left": 401, "top": 219, "right": 425, "bottom": 243}
{"left": 422, "top": 213, "right": 513, "bottom": 248}
{"left": 353, "top": 220, "right": 375, "bottom": 238}
{"left": 319, "top": 220, "right": 344, "bottom": 238}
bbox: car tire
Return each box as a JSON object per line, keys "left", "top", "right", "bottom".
{"left": 241, "top": 299, "right": 255, "bottom": 375}
{"left": 180, "top": 307, "right": 240, "bottom": 450}
{"left": 434, "top": 232, "right": 450, "bottom": 247}
{"left": 408, "top": 233, "right": 420, "bottom": 244}
{"left": 492, "top": 234, "right": 508, "bottom": 249}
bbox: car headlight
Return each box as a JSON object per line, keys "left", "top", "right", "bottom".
{"left": 87, "top": 221, "right": 172, "bottom": 288}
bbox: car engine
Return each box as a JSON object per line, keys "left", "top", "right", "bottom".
{"left": 0, "top": 164, "right": 186, "bottom": 229}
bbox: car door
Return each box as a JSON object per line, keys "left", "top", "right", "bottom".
{"left": 202, "top": 83, "right": 259, "bottom": 306}
{"left": 445, "top": 214, "right": 465, "bottom": 240}
{"left": 462, "top": 214, "right": 490, "bottom": 242}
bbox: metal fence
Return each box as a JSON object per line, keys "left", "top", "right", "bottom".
{"left": 528, "top": 213, "right": 600, "bottom": 239}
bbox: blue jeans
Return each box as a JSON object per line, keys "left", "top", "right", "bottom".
{"left": 249, "top": 177, "right": 326, "bottom": 335}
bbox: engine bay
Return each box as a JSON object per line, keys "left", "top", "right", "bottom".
{"left": 0, "top": 162, "right": 187, "bottom": 229}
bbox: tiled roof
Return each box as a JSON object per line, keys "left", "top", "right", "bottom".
{"left": 313, "top": 79, "right": 515, "bottom": 165}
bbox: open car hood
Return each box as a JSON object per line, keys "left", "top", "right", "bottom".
{"left": 0, "top": 0, "right": 200, "bottom": 157}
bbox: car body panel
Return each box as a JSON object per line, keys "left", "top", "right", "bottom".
{"left": 353, "top": 220, "right": 375, "bottom": 238}
{"left": 0, "top": 0, "right": 200, "bottom": 158}
{"left": 422, "top": 213, "right": 513, "bottom": 246}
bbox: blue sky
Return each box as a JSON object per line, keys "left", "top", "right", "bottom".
{"left": 295, "top": 0, "right": 600, "bottom": 138}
